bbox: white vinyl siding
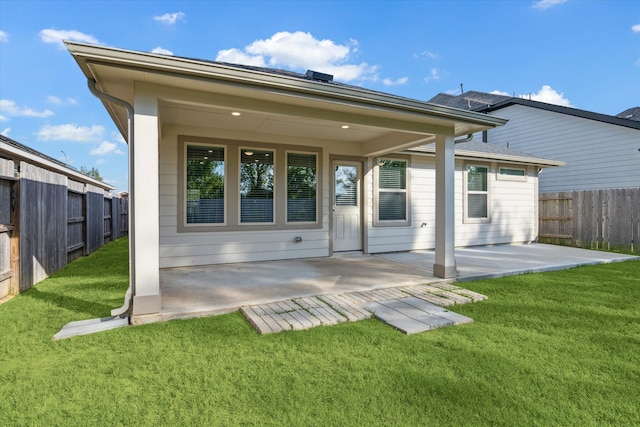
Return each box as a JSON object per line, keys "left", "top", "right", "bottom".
{"left": 366, "top": 156, "right": 538, "bottom": 254}
{"left": 161, "top": 130, "right": 539, "bottom": 268}
{"left": 486, "top": 104, "right": 640, "bottom": 192}
{"left": 160, "top": 131, "right": 327, "bottom": 268}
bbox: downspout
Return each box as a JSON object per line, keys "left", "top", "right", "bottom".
{"left": 87, "top": 78, "right": 135, "bottom": 317}
{"left": 455, "top": 134, "right": 473, "bottom": 143}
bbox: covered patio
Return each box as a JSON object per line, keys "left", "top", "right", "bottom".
{"left": 148, "top": 244, "right": 638, "bottom": 323}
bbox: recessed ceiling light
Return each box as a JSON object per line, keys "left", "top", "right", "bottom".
{"left": 231, "top": 111, "right": 241, "bottom": 116}
{"left": 244, "top": 151, "right": 254, "bottom": 156}
{"left": 341, "top": 125, "right": 350, "bottom": 129}
{"left": 203, "top": 156, "right": 208, "bottom": 159}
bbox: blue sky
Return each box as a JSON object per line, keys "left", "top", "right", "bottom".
{"left": 1, "top": 0, "right": 638, "bottom": 191}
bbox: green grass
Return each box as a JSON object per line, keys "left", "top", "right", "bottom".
{"left": 1, "top": 238, "right": 639, "bottom": 426}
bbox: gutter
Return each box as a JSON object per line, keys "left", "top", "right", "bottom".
{"left": 87, "top": 78, "right": 135, "bottom": 317}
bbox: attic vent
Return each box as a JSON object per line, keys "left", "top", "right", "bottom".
{"left": 305, "top": 70, "right": 333, "bottom": 82}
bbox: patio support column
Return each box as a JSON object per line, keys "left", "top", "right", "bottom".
{"left": 131, "top": 90, "right": 161, "bottom": 315}
{"left": 433, "top": 133, "right": 456, "bottom": 278}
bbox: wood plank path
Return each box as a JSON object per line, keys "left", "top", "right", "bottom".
{"left": 241, "top": 283, "right": 486, "bottom": 335}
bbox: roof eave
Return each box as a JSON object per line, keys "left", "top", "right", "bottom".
{"left": 65, "top": 41, "right": 508, "bottom": 134}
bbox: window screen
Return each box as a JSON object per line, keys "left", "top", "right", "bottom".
{"left": 287, "top": 153, "right": 317, "bottom": 222}
{"left": 186, "top": 145, "right": 224, "bottom": 224}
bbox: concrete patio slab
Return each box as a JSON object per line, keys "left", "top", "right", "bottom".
{"left": 151, "top": 243, "right": 638, "bottom": 324}
{"left": 377, "top": 243, "right": 639, "bottom": 281}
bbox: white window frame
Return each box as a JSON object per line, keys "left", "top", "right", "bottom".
{"left": 463, "top": 162, "right": 491, "bottom": 224}
{"left": 373, "top": 155, "right": 411, "bottom": 227}
{"left": 184, "top": 142, "right": 227, "bottom": 227}
{"left": 239, "top": 146, "right": 276, "bottom": 226}
{"left": 497, "top": 165, "right": 527, "bottom": 182}
{"left": 285, "top": 150, "right": 318, "bottom": 224}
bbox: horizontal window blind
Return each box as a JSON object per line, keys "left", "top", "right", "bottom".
{"left": 468, "top": 194, "right": 488, "bottom": 218}
{"left": 186, "top": 145, "right": 224, "bottom": 224}
{"left": 335, "top": 166, "right": 358, "bottom": 206}
{"left": 378, "top": 159, "right": 407, "bottom": 222}
{"left": 287, "top": 153, "right": 317, "bottom": 222}
{"left": 240, "top": 149, "right": 274, "bottom": 223}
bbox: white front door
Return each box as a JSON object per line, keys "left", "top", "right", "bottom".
{"left": 333, "top": 161, "right": 362, "bottom": 252}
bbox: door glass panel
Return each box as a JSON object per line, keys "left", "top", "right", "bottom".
{"left": 335, "top": 165, "right": 357, "bottom": 206}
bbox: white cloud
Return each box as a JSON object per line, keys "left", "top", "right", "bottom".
{"left": 0, "top": 115, "right": 7, "bottom": 122}
{"left": 37, "top": 124, "right": 104, "bottom": 142}
{"left": 90, "top": 141, "right": 124, "bottom": 156}
{"left": 490, "top": 90, "right": 511, "bottom": 96}
{"left": 0, "top": 30, "right": 8, "bottom": 42}
{"left": 151, "top": 46, "right": 173, "bottom": 55}
{"left": 47, "top": 96, "right": 77, "bottom": 105}
{"left": 0, "top": 99, "right": 55, "bottom": 118}
{"left": 216, "top": 31, "right": 378, "bottom": 82}
{"left": 216, "top": 48, "right": 267, "bottom": 67}
{"left": 382, "top": 77, "right": 409, "bottom": 86}
{"left": 423, "top": 68, "right": 441, "bottom": 83}
{"left": 111, "top": 131, "right": 127, "bottom": 145}
{"left": 154, "top": 12, "right": 185, "bottom": 25}
{"left": 415, "top": 50, "right": 439, "bottom": 60}
{"left": 518, "top": 85, "right": 572, "bottom": 106}
{"left": 632, "top": 24, "right": 640, "bottom": 33}
{"left": 532, "top": 0, "right": 567, "bottom": 9}
{"left": 1, "top": 128, "right": 10, "bottom": 135}
{"left": 39, "top": 28, "right": 102, "bottom": 48}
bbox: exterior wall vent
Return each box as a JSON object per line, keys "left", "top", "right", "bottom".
{"left": 305, "top": 70, "right": 334, "bottom": 82}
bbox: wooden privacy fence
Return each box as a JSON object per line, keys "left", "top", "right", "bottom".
{"left": 0, "top": 158, "right": 128, "bottom": 299}
{"left": 539, "top": 189, "right": 640, "bottom": 254}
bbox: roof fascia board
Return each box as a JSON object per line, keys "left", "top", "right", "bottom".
{"left": 66, "top": 41, "right": 507, "bottom": 131}
{"left": 477, "top": 98, "right": 640, "bottom": 131}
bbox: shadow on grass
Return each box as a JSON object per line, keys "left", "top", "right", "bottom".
{"left": 20, "top": 287, "right": 117, "bottom": 318}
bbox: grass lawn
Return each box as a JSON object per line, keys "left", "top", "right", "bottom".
{"left": 1, "top": 238, "right": 639, "bottom": 426}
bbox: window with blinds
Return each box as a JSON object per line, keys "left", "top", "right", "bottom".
{"left": 466, "top": 164, "right": 489, "bottom": 221}
{"left": 240, "top": 149, "right": 274, "bottom": 223}
{"left": 186, "top": 145, "right": 225, "bottom": 224}
{"left": 287, "top": 152, "right": 317, "bottom": 222}
{"left": 377, "top": 159, "right": 408, "bottom": 223}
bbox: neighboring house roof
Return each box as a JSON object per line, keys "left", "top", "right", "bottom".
{"left": 427, "top": 91, "right": 510, "bottom": 111}
{"left": 429, "top": 91, "right": 640, "bottom": 131}
{"left": 407, "top": 140, "right": 564, "bottom": 167}
{"left": 477, "top": 98, "right": 640, "bottom": 130}
{"left": 617, "top": 107, "right": 640, "bottom": 122}
{"left": 0, "top": 134, "right": 114, "bottom": 190}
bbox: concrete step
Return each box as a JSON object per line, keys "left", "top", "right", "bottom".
{"left": 361, "top": 297, "right": 473, "bottom": 335}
